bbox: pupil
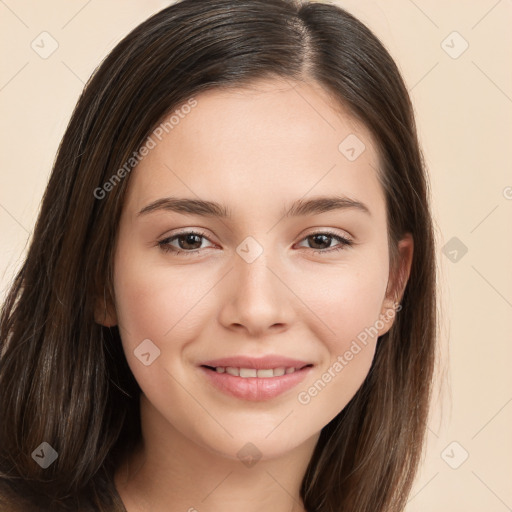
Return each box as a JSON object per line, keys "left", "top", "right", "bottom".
{"left": 180, "top": 234, "right": 201, "bottom": 250}
{"left": 311, "top": 234, "right": 329, "bottom": 249}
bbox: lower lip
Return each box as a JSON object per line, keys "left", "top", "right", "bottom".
{"left": 199, "top": 366, "right": 313, "bottom": 401}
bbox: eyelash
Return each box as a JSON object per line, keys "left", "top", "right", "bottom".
{"left": 157, "top": 229, "right": 353, "bottom": 257}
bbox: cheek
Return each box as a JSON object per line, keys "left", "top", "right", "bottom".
{"left": 111, "top": 249, "right": 207, "bottom": 405}
{"left": 296, "top": 339, "right": 376, "bottom": 427}
{"left": 292, "top": 256, "right": 388, "bottom": 416}
{"left": 112, "top": 247, "right": 221, "bottom": 389}
{"left": 298, "top": 256, "right": 388, "bottom": 349}
{"left": 113, "top": 246, "right": 201, "bottom": 340}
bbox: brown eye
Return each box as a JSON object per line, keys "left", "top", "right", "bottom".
{"left": 307, "top": 234, "right": 334, "bottom": 250}
{"left": 297, "top": 231, "right": 353, "bottom": 254}
{"left": 158, "top": 230, "right": 213, "bottom": 256}
{"left": 175, "top": 233, "right": 203, "bottom": 250}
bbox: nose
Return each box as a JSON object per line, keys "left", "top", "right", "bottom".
{"left": 217, "top": 247, "right": 294, "bottom": 337}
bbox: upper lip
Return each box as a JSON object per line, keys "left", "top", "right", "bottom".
{"left": 199, "top": 355, "right": 313, "bottom": 370}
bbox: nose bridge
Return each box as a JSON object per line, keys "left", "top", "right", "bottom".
{"left": 238, "top": 248, "right": 275, "bottom": 290}
{"left": 222, "top": 234, "right": 291, "bottom": 333}
{"left": 236, "top": 236, "right": 282, "bottom": 302}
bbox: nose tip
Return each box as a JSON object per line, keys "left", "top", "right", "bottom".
{"left": 219, "top": 251, "right": 292, "bottom": 335}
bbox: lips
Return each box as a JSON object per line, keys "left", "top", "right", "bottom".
{"left": 198, "top": 355, "right": 314, "bottom": 401}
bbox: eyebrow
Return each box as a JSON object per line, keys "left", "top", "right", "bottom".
{"left": 137, "top": 195, "right": 371, "bottom": 219}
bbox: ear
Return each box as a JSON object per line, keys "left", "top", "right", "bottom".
{"left": 377, "top": 233, "right": 413, "bottom": 337}
{"left": 94, "top": 286, "right": 118, "bottom": 327}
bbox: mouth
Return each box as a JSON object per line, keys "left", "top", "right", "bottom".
{"left": 198, "top": 361, "right": 314, "bottom": 401}
{"left": 201, "top": 363, "right": 313, "bottom": 378}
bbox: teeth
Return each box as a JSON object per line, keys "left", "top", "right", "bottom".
{"left": 215, "top": 366, "right": 297, "bottom": 378}
{"left": 240, "top": 368, "right": 257, "bottom": 378}
{"left": 256, "top": 369, "right": 275, "bottom": 378}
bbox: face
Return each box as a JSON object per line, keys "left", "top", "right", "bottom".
{"left": 100, "top": 78, "right": 412, "bottom": 462}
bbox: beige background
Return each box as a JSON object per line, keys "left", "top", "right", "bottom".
{"left": 1, "top": 0, "right": 511, "bottom": 510}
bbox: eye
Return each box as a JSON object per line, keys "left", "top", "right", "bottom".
{"left": 157, "top": 229, "right": 353, "bottom": 257}
{"left": 158, "top": 230, "right": 214, "bottom": 257}
{"left": 296, "top": 231, "right": 353, "bottom": 255}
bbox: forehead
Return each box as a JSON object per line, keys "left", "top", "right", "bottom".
{"left": 123, "top": 78, "right": 385, "bottom": 222}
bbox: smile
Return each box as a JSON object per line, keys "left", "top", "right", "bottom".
{"left": 199, "top": 364, "right": 314, "bottom": 401}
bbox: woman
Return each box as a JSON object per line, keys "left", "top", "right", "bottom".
{"left": 0, "top": 0, "right": 437, "bottom": 510}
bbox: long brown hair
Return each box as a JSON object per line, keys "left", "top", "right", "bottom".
{"left": 0, "top": 0, "right": 437, "bottom": 510}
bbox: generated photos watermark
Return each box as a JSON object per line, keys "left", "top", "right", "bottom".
{"left": 297, "top": 302, "right": 402, "bottom": 405}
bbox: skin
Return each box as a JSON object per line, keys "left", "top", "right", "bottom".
{"left": 96, "top": 78, "right": 413, "bottom": 512}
